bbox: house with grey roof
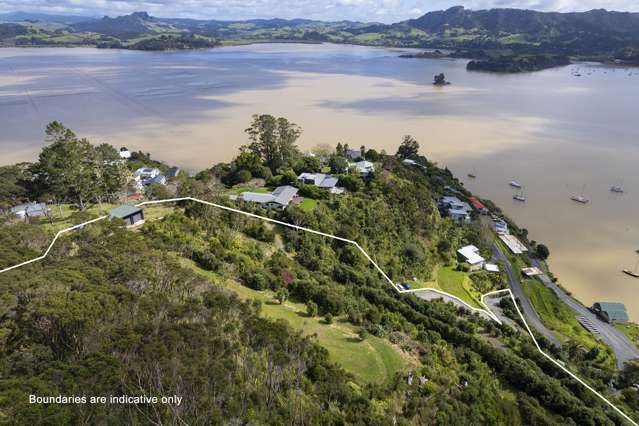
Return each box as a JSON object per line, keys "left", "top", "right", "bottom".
{"left": 349, "top": 161, "right": 374, "bottom": 177}
{"left": 297, "top": 172, "right": 343, "bottom": 194}
{"left": 109, "top": 204, "right": 145, "bottom": 227}
{"left": 439, "top": 196, "right": 472, "bottom": 223}
{"left": 145, "top": 175, "right": 167, "bottom": 186}
{"left": 591, "top": 302, "right": 629, "bottom": 323}
{"left": 11, "top": 202, "right": 51, "bottom": 219}
{"left": 346, "top": 149, "right": 363, "bottom": 161}
{"left": 165, "top": 167, "right": 180, "bottom": 179}
{"left": 239, "top": 185, "right": 299, "bottom": 209}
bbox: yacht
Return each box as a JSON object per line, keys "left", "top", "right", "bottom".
{"left": 513, "top": 193, "right": 526, "bottom": 202}
{"left": 623, "top": 259, "right": 639, "bottom": 278}
{"left": 509, "top": 181, "right": 522, "bottom": 189}
{"left": 571, "top": 185, "right": 589, "bottom": 204}
{"left": 610, "top": 184, "right": 624, "bottom": 193}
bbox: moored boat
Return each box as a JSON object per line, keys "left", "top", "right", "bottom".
{"left": 571, "top": 195, "right": 589, "bottom": 204}
{"left": 509, "top": 181, "right": 522, "bottom": 189}
{"left": 623, "top": 269, "right": 639, "bottom": 278}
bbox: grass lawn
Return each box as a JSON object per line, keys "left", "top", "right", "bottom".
{"left": 616, "top": 323, "right": 639, "bottom": 350}
{"left": 408, "top": 266, "right": 482, "bottom": 309}
{"left": 181, "top": 258, "right": 411, "bottom": 384}
{"left": 226, "top": 185, "right": 271, "bottom": 195}
{"left": 31, "top": 203, "right": 177, "bottom": 234}
{"left": 522, "top": 279, "right": 614, "bottom": 366}
{"left": 297, "top": 198, "right": 318, "bottom": 212}
{"left": 143, "top": 205, "right": 176, "bottom": 221}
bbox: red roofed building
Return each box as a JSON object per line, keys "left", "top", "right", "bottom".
{"left": 469, "top": 197, "right": 489, "bottom": 214}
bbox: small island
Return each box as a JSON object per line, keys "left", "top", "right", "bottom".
{"left": 466, "top": 54, "right": 571, "bottom": 73}
{"left": 399, "top": 50, "right": 448, "bottom": 59}
{"left": 432, "top": 73, "right": 451, "bottom": 86}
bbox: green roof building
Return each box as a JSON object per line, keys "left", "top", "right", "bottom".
{"left": 109, "top": 204, "right": 144, "bottom": 227}
{"left": 591, "top": 302, "right": 629, "bottom": 324}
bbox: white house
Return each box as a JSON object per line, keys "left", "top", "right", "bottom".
{"left": 239, "top": 185, "right": 299, "bottom": 209}
{"left": 457, "top": 245, "right": 485, "bottom": 271}
{"left": 134, "top": 167, "right": 160, "bottom": 181}
{"left": 350, "top": 161, "right": 374, "bottom": 176}
{"left": 119, "top": 148, "right": 131, "bottom": 159}
{"left": 133, "top": 168, "right": 166, "bottom": 188}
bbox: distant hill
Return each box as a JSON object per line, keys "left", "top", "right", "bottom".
{"left": 405, "top": 6, "right": 639, "bottom": 37}
{"left": 0, "top": 11, "right": 95, "bottom": 24}
{"left": 1, "top": 7, "right": 639, "bottom": 66}
{"left": 71, "top": 11, "right": 178, "bottom": 39}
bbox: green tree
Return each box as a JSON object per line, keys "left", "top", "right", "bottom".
{"left": 145, "top": 183, "right": 171, "bottom": 200}
{"left": 94, "top": 143, "right": 127, "bottom": 203}
{"left": 307, "top": 301, "right": 319, "bottom": 318}
{"left": 244, "top": 114, "right": 301, "bottom": 172}
{"left": 328, "top": 155, "right": 349, "bottom": 174}
{"left": 275, "top": 287, "right": 289, "bottom": 305}
{"left": 32, "top": 122, "right": 99, "bottom": 210}
{"left": 396, "top": 135, "right": 420, "bottom": 160}
{"left": 357, "top": 328, "right": 368, "bottom": 341}
{"left": 324, "top": 313, "right": 333, "bottom": 324}
{"left": 536, "top": 244, "right": 550, "bottom": 260}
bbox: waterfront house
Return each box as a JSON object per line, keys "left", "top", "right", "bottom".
{"left": 469, "top": 197, "right": 489, "bottom": 215}
{"left": 109, "top": 204, "right": 144, "bottom": 227}
{"left": 499, "top": 234, "right": 528, "bottom": 255}
{"left": 439, "top": 196, "right": 472, "bottom": 223}
{"left": 239, "top": 185, "right": 299, "bottom": 209}
{"left": 11, "top": 202, "right": 51, "bottom": 219}
{"left": 165, "top": 167, "right": 180, "bottom": 179}
{"left": 591, "top": 302, "right": 629, "bottom": 324}
{"left": 495, "top": 221, "right": 509, "bottom": 235}
{"left": 457, "top": 245, "right": 485, "bottom": 271}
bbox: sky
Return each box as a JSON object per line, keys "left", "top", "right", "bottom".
{"left": 0, "top": 0, "right": 637, "bottom": 23}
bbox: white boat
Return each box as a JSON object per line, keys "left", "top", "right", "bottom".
{"left": 623, "top": 259, "right": 639, "bottom": 278}
{"left": 509, "top": 181, "right": 522, "bottom": 189}
{"left": 513, "top": 194, "right": 526, "bottom": 202}
{"left": 571, "top": 185, "right": 589, "bottom": 204}
{"left": 611, "top": 185, "right": 624, "bottom": 193}
{"left": 570, "top": 195, "right": 589, "bottom": 204}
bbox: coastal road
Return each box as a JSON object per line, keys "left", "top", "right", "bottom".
{"left": 492, "top": 244, "right": 561, "bottom": 347}
{"left": 532, "top": 259, "right": 639, "bottom": 369}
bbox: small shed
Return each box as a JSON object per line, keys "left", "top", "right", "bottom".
{"left": 109, "top": 204, "right": 144, "bottom": 227}
{"left": 11, "top": 202, "right": 50, "bottom": 219}
{"left": 591, "top": 302, "right": 629, "bottom": 324}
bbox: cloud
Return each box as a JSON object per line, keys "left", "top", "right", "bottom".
{"left": 0, "top": 0, "right": 637, "bottom": 22}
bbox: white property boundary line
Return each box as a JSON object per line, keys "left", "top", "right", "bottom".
{"left": 1, "top": 196, "right": 636, "bottom": 425}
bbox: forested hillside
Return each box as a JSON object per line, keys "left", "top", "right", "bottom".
{"left": 1, "top": 120, "right": 638, "bottom": 424}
